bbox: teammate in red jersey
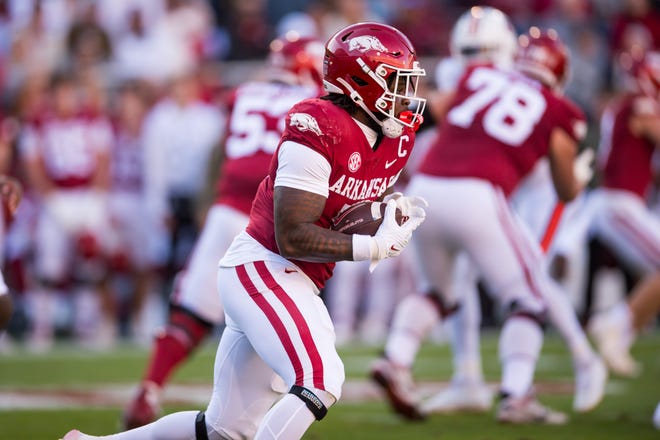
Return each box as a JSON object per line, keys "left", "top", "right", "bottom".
{"left": 578, "top": 50, "right": 660, "bottom": 377}
{"left": 372, "top": 28, "right": 605, "bottom": 424}
{"left": 122, "top": 33, "right": 326, "bottom": 429}
{"left": 60, "top": 22, "right": 427, "bottom": 440}
{"left": 411, "top": 7, "right": 605, "bottom": 418}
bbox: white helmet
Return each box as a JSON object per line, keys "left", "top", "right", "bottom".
{"left": 450, "top": 6, "right": 517, "bottom": 68}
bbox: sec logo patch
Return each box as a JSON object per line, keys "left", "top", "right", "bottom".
{"left": 348, "top": 152, "right": 361, "bottom": 172}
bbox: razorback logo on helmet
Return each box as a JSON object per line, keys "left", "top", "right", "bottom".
{"left": 348, "top": 35, "right": 387, "bottom": 53}
{"left": 290, "top": 113, "right": 322, "bottom": 135}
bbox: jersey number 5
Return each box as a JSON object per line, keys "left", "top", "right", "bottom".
{"left": 447, "top": 67, "right": 547, "bottom": 146}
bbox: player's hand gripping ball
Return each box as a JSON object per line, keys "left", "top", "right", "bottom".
{"left": 331, "top": 200, "right": 405, "bottom": 236}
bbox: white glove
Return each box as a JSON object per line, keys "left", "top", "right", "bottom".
{"left": 382, "top": 192, "right": 429, "bottom": 217}
{"left": 574, "top": 148, "right": 594, "bottom": 187}
{"left": 370, "top": 199, "right": 426, "bottom": 271}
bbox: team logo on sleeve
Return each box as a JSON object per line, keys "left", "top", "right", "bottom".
{"left": 290, "top": 113, "right": 322, "bottom": 136}
{"left": 348, "top": 36, "right": 387, "bottom": 53}
{"left": 348, "top": 152, "right": 362, "bottom": 172}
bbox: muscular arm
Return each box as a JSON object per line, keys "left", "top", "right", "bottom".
{"left": 548, "top": 126, "right": 581, "bottom": 202}
{"left": 273, "top": 186, "right": 354, "bottom": 262}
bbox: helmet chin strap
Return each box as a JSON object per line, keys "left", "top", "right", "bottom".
{"left": 334, "top": 77, "right": 404, "bottom": 138}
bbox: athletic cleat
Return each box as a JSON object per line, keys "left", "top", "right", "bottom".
{"left": 370, "top": 357, "right": 426, "bottom": 421}
{"left": 420, "top": 379, "right": 493, "bottom": 414}
{"left": 497, "top": 393, "right": 568, "bottom": 425}
{"left": 573, "top": 356, "right": 608, "bottom": 412}
{"left": 122, "top": 382, "right": 161, "bottom": 430}
{"left": 588, "top": 308, "right": 640, "bottom": 377}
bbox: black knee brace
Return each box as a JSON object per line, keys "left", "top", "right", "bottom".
{"left": 290, "top": 385, "right": 328, "bottom": 421}
{"left": 195, "top": 411, "right": 210, "bottom": 440}
{"left": 505, "top": 300, "right": 547, "bottom": 329}
{"left": 426, "top": 289, "right": 460, "bottom": 318}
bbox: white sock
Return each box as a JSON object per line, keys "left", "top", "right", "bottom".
{"left": 385, "top": 294, "right": 440, "bottom": 366}
{"left": 499, "top": 317, "right": 543, "bottom": 397}
{"left": 449, "top": 285, "right": 483, "bottom": 383}
{"left": 544, "top": 280, "right": 595, "bottom": 365}
{"left": 255, "top": 391, "right": 334, "bottom": 440}
{"left": 76, "top": 411, "right": 198, "bottom": 439}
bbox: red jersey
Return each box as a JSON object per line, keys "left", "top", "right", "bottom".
{"left": 246, "top": 98, "right": 415, "bottom": 288}
{"left": 20, "top": 112, "right": 113, "bottom": 188}
{"left": 598, "top": 94, "right": 659, "bottom": 198}
{"left": 419, "top": 65, "right": 586, "bottom": 196}
{"left": 215, "top": 82, "right": 319, "bottom": 214}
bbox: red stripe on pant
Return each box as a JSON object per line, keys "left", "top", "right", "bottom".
{"left": 253, "top": 261, "right": 325, "bottom": 390}
{"left": 236, "top": 263, "right": 305, "bottom": 386}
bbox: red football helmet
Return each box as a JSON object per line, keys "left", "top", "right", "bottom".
{"left": 514, "top": 27, "right": 569, "bottom": 91}
{"left": 268, "top": 32, "right": 325, "bottom": 89}
{"left": 323, "top": 22, "right": 426, "bottom": 138}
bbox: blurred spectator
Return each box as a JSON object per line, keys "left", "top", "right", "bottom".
{"left": 610, "top": 0, "right": 660, "bottom": 54}
{"left": 96, "top": 0, "right": 166, "bottom": 39}
{"left": 107, "top": 80, "right": 164, "bottom": 344}
{"left": 212, "top": 0, "right": 273, "bottom": 60}
{"left": 112, "top": 0, "right": 213, "bottom": 87}
{"left": 65, "top": 1, "right": 113, "bottom": 73}
{"left": 111, "top": 8, "right": 163, "bottom": 85}
{"left": 539, "top": 0, "right": 610, "bottom": 122}
{"left": 142, "top": 70, "right": 225, "bottom": 280}
{"left": 7, "top": 0, "right": 73, "bottom": 33}
{"left": 318, "top": 0, "right": 384, "bottom": 39}
{"left": 389, "top": 0, "right": 455, "bottom": 57}
{"left": 8, "top": 1, "right": 65, "bottom": 92}
{"left": 18, "top": 71, "right": 116, "bottom": 351}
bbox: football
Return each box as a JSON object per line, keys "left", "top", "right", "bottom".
{"left": 331, "top": 200, "right": 404, "bottom": 236}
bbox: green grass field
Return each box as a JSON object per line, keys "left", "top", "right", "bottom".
{"left": 0, "top": 330, "right": 658, "bottom": 440}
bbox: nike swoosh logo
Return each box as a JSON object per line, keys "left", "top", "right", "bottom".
{"left": 284, "top": 268, "right": 297, "bottom": 274}
{"left": 385, "top": 159, "right": 398, "bottom": 169}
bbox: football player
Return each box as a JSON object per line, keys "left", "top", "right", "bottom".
{"left": 372, "top": 27, "right": 606, "bottom": 424}
{"left": 583, "top": 50, "right": 660, "bottom": 377}
{"left": 405, "top": 7, "right": 606, "bottom": 418}
{"left": 62, "top": 21, "right": 427, "bottom": 440}
{"left": 122, "top": 33, "right": 326, "bottom": 429}
{"left": 19, "top": 72, "right": 115, "bottom": 351}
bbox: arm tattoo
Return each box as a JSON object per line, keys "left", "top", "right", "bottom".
{"left": 274, "top": 186, "right": 355, "bottom": 262}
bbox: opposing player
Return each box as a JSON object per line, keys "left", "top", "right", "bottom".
{"left": 122, "top": 33, "right": 326, "bottom": 429}
{"left": 63, "top": 21, "right": 427, "bottom": 440}
{"left": 372, "top": 28, "right": 606, "bottom": 424}
{"left": 584, "top": 50, "right": 660, "bottom": 376}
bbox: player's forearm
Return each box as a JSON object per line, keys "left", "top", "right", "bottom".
{"left": 276, "top": 223, "right": 354, "bottom": 262}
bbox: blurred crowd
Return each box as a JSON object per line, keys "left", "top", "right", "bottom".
{"left": 0, "top": 0, "right": 658, "bottom": 352}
